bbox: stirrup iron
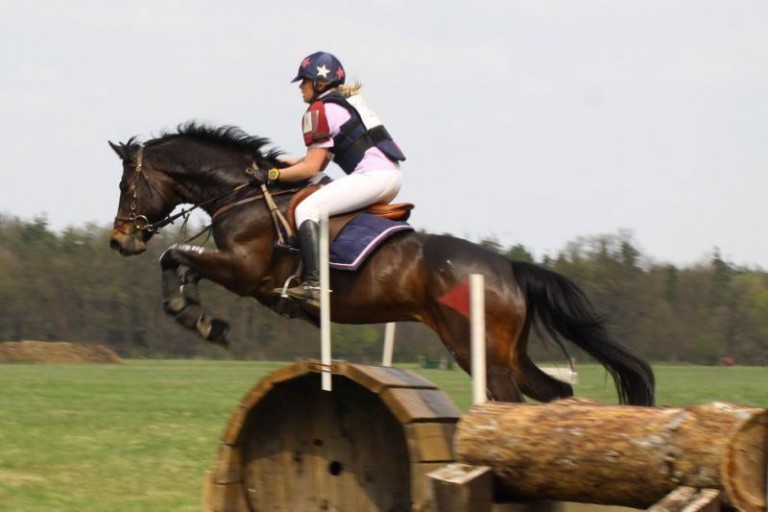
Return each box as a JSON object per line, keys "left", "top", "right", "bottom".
{"left": 275, "top": 274, "right": 302, "bottom": 298}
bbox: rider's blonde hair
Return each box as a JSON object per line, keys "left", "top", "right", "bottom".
{"left": 317, "top": 80, "right": 362, "bottom": 97}
{"left": 338, "top": 81, "right": 362, "bottom": 97}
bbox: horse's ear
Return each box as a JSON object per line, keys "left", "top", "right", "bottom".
{"left": 109, "top": 141, "right": 127, "bottom": 160}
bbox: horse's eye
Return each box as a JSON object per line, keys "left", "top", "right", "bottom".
{"left": 119, "top": 181, "right": 128, "bottom": 192}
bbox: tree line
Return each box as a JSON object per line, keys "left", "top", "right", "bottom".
{"left": 1, "top": 215, "right": 766, "bottom": 364}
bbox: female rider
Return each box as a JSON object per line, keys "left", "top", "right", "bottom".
{"left": 259, "top": 51, "right": 406, "bottom": 305}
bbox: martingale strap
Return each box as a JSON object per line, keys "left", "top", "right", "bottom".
{"left": 260, "top": 184, "right": 295, "bottom": 246}
{"left": 210, "top": 187, "right": 300, "bottom": 246}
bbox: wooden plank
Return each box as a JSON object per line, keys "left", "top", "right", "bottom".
{"left": 284, "top": 386, "right": 326, "bottom": 511}
{"left": 337, "top": 387, "right": 379, "bottom": 512}
{"left": 206, "top": 481, "right": 247, "bottom": 512}
{"left": 226, "top": 365, "right": 314, "bottom": 444}
{"left": 221, "top": 406, "right": 248, "bottom": 446}
{"left": 380, "top": 387, "right": 461, "bottom": 424}
{"left": 492, "top": 502, "right": 564, "bottom": 511}
{"left": 647, "top": 486, "right": 722, "bottom": 512}
{"left": 339, "top": 363, "right": 438, "bottom": 394}
{"left": 265, "top": 360, "right": 311, "bottom": 385}
{"left": 428, "top": 463, "right": 494, "bottom": 512}
{"left": 237, "top": 361, "right": 312, "bottom": 412}
{"left": 236, "top": 379, "right": 274, "bottom": 411}
{"left": 241, "top": 382, "right": 322, "bottom": 512}
{"left": 319, "top": 389, "right": 350, "bottom": 511}
{"left": 342, "top": 379, "right": 412, "bottom": 511}
{"left": 212, "top": 444, "right": 242, "bottom": 484}
{"left": 202, "top": 471, "right": 214, "bottom": 512}
{"left": 405, "top": 422, "right": 456, "bottom": 462}
{"left": 412, "top": 462, "right": 452, "bottom": 512}
{"left": 243, "top": 436, "right": 286, "bottom": 510}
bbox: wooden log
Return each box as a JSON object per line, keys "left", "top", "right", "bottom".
{"left": 455, "top": 401, "right": 767, "bottom": 512}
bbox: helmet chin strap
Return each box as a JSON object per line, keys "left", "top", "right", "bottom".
{"left": 310, "top": 85, "right": 326, "bottom": 102}
{"left": 310, "top": 81, "right": 336, "bottom": 102}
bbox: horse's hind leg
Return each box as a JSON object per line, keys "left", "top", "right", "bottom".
{"left": 425, "top": 308, "right": 525, "bottom": 402}
{"left": 484, "top": 317, "right": 528, "bottom": 402}
{"left": 486, "top": 306, "right": 574, "bottom": 403}
{"left": 486, "top": 362, "right": 525, "bottom": 402}
{"left": 513, "top": 353, "right": 573, "bottom": 402}
{"left": 425, "top": 291, "right": 572, "bottom": 402}
{"left": 501, "top": 318, "right": 573, "bottom": 402}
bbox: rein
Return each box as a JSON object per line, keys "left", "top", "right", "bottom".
{"left": 116, "top": 145, "right": 300, "bottom": 245}
{"left": 210, "top": 187, "right": 297, "bottom": 220}
{"left": 141, "top": 183, "right": 250, "bottom": 234}
{"left": 115, "top": 145, "right": 251, "bottom": 234}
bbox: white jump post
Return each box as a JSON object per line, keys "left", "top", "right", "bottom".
{"left": 382, "top": 322, "right": 396, "bottom": 367}
{"left": 319, "top": 209, "right": 332, "bottom": 391}
{"left": 470, "top": 274, "right": 487, "bottom": 405}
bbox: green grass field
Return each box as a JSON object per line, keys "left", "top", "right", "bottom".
{"left": 1, "top": 361, "right": 766, "bottom": 511}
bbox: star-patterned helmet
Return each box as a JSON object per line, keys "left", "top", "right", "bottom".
{"left": 291, "top": 51, "right": 346, "bottom": 87}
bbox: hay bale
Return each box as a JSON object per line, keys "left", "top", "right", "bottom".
{"left": 0, "top": 340, "right": 123, "bottom": 364}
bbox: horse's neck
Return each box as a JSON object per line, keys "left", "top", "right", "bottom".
{"left": 166, "top": 160, "right": 251, "bottom": 212}
{"left": 157, "top": 141, "right": 287, "bottom": 219}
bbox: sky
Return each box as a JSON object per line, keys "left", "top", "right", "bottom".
{"left": 1, "top": 1, "right": 766, "bottom": 268}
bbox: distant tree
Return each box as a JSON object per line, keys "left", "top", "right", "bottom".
{"left": 2, "top": 219, "right": 768, "bottom": 364}
{"left": 478, "top": 236, "right": 503, "bottom": 254}
{"left": 505, "top": 243, "right": 534, "bottom": 263}
{"left": 663, "top": 264, "right": 680, "bottom": 305}
{"left": 709, "top": 247, "right": 733, "bottom": 309}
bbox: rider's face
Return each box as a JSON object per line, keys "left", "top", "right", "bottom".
{"left": 300, "top": 80, "right": 314, "bottom": 103}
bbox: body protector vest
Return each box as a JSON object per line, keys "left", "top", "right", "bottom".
{"left": 303, "top": 92, "right": 406, "bottom": 174}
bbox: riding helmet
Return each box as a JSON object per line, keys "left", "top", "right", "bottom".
{"left": 291, "top": 51, "right": 346, "bottom": 87}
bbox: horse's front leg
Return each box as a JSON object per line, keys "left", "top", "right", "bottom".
{"left": 159, "top": 243, "right": 242, "bottom": 347}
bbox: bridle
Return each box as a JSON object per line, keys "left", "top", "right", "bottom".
{"left": 114, "top": 146, "right": 153, "bottom": 231}
{"left": 114, "top": 145, "right": 250, "bottom": 234}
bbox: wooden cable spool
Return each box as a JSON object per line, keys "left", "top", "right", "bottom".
{"left": 204, "top": 360, "right": 460, "bottom": 512}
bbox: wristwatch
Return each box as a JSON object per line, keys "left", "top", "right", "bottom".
{"left": 268, "top": 168, "right": 280, "bottom": 182}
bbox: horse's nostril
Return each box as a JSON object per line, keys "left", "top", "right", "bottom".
{"left": 109, "top": 238, "right": 120, "bottom": 251}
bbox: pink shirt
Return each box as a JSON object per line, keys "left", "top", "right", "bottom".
{"left": 309, "top": 103, "right": 399, "bottom": 174}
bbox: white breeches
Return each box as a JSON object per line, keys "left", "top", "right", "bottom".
{"left": 295, "top": 169, "right": 402, "bottom": 225}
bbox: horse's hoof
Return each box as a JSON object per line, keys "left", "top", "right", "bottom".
{"left": 195, "top": 315, "right": 229, "bottom": 347}
{"left": 163, "top": 297, "right": 186, "bottom": 314}
{"left": 207, "top": 319, "right": 230, "bottom": 348}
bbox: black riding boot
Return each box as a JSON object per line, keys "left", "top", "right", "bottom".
{"left": 286, "top": 220, "right": 321, "bottom": 305}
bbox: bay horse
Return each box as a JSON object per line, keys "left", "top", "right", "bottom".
{"left": 108, "top": 122, "right": 654, "bottom": 405}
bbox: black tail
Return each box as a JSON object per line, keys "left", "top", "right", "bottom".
{"left": 512, "top": 261, "right": 655, "bottom": 406}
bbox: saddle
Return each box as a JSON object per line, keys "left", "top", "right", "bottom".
{"left": 286, "top": 185, "right": 413, "bottom": 241}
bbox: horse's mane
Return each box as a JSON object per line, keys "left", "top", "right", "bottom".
{"left": 146, "top": 121, "right": 284, "bottom": 163}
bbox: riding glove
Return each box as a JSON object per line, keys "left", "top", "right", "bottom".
{"left": 248, "top": 167, "right": 280, "bottom": 186}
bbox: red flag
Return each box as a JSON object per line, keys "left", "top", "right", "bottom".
{"left": 437, "top": 280, "right": 470, "bottom": 318}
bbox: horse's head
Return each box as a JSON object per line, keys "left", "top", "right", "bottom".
{"left": 109, "top": 123, "right": 288, "bottom": 255}
{"left": 108, "top": 141, "right": 177, "bottom": 256}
